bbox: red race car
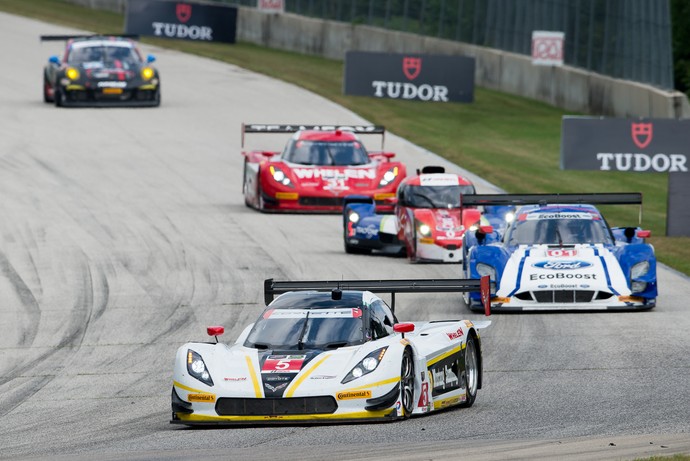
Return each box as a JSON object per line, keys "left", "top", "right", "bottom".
{"left": 241, "top": 124, "right": 406, "bottom": 213}
{"left": 343, "top": 166, "right": 484, "bottom": 263}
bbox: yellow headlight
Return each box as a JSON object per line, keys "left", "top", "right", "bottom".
{"left": 66, "top": 67, "right": 80, "bottom": 80}
{"left": 141, "top": 67, "right": 155, "bottom": 80}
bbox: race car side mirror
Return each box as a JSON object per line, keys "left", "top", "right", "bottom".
{"left": 49, "top": 55, "right": 60, "bottom": 65}
{"left": 394, "top": 323, "right": 414, "bottom": 339}
{"left": 147, "top": 54, "right": 156, "bottom": 63}
{"left": 207, "top": 326, "right": 225, "bottom": 343}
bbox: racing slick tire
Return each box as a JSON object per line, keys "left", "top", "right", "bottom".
{"left": 400, "top": 347, "right": 415, "bottom": 418}
{"left": 343, "top": 226, "right": 372, "bottom": 255}
{"left": 406, "top": 231, "right": 418, "bottom": 263}
{"left": 151, "top": 89, "right": 161, "bottom": 107}
{"left": 54, "top": 87, "right": 64, "bottom": 107}
{"left": 460, "top": 335, "right": 479, "bottom": 407}
{"left": 43, "top": 74, "right": 53, "bottom": 103}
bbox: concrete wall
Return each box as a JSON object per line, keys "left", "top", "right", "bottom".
{"left": 61, "top": 0, "right": 690, "bottom": 118}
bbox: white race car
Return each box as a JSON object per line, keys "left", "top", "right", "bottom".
{"left": 463, "top": 193, "right": 657, "bottom": 311}
{"left": 171, "top": 277, "right": 491, "bottom": 425}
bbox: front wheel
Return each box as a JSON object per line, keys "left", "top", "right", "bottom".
{"left": 400, "top": 348, "right": 415, "bottom": 418}
{"left": 461, "top": 336, "right": 479, "bottom": 407}
{"left": 43, "top": 74, "right": 53, "bottom": 103}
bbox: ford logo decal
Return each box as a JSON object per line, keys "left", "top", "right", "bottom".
{"left": 532, "top": 260, "right": 592, "bottom": 270}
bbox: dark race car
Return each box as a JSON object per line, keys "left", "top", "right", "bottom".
{"left": 41, "top": 35, "right": 160, "bottom": 107}
{"left": 241, "top": 124, "right": 406, "bottom": 213}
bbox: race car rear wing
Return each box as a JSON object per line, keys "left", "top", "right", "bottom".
{"left": 461, "top": 192, "right": 643, "bottom": 224}
{"left": 242, "top": 123, "right": 386, "bottom": 148}
{"left": 264, "top": 276, "right": 492, "bottom": 316}
{"left": 40, "top": 34, "right": 140, "bottom": 41}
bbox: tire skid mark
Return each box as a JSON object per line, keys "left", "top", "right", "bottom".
{"left": 0, "top": 251, "right": 40, "bottom": 348}
{"left": 0, "top": 250, "right": 106, "bottom": 418}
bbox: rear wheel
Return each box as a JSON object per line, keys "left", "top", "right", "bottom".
{"left": 461, "top": 336, "right": 479, "bottom": 407}
{"left": 400, "top": 348, "right": 415, "bottom": 418}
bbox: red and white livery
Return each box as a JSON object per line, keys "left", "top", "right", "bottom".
{"left": 242, "top": 124, "right": 406, "bottom": 213}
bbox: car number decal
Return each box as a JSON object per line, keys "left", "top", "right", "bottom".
{"left": 262, "top": 355, "right": 306, "bottom": 373}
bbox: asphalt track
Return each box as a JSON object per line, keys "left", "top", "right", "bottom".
{"left": 0, "top": 12, "right": 689, "bottom": 461}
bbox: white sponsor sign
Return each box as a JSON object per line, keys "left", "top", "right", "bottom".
{"left": 532, "top": 31, "right": 564, "bottom": 66}
{"left": 420, "top": 174, "right": 460, "bottom": 186}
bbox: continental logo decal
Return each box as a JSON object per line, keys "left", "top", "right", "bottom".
{"left": 188, "top": 393, "right": 216, "bottom": 403}
{"left": 337, "top": 390, "right": 372, "bottom": 400}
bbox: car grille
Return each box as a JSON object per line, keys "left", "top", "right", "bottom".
{"left": 515, "top": 290, "right": 614, "bottom": 303}
{"left": 298, "top": 197, "right": 344, "bottom": 207}
{"left": 215, "top": 397, "right": 338, "bottom": 416}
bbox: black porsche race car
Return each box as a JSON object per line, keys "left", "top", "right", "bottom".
{"left": 41, "top": 35, "right": 160, "bottom": 107}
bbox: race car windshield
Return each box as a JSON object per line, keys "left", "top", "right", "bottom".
{"left": 406, "top": 185, "right": 476, "bottom": 208}
{"left": 67, "top": 45, "right": 141, "bottom": 68}
{"left": 507, "top": 213, "right": 613, "bottom": 245}
{"left": 244, "top": 309, "right": 365, "bottom": 350}
{"left": 284, "top": 141, "right": 370, "bottom": 166}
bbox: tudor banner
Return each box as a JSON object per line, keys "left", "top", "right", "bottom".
{"left": 125, "top": 0, "right": 237, "bottom": 43}
{"left": 343, "top": 51, "right": 475, "bottom": 103}
{"left": 560, "top": 117, "right": 690, "bottom": 173}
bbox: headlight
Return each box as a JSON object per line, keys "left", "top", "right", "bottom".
{"left": 141, "top": 67, "right": 155, "bottom": 80}
{"left": 349, "top": 211, "right": 360, "bottom": 223}
{"left": 342, "top": 347, "right": 387, "bottom": 384}
{"left": 505, "top": 212, "right": 515, "bottom": 223}
{"left": 631, "top": 281, "right": 647, "bottom": 293}
{"left": 418, "top": 223, "right": 432, "bottom": 237}
{"left": 378, "top": 167, "right": 399, "bottom": 187}
{"left": 65, "top": 67, "right": 79, "bottom": 80}
{"left": 269, "top": 166, "right": 294, "bottom": 187}
{"left": 187, "top": 349, "right": 214, "bottom": 386}
{"left": 476, "top": 262, "right": 496, "bottom": 281}
{"left": 630, "top": 261, "right": 650, "bottom": 279}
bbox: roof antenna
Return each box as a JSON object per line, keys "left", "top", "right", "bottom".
{"left": 332, "top": 278, "right": 342, "bottom": 300}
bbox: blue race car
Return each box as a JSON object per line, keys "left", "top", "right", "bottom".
{"left": 462, "top": 193, "right": 657, "bottom": 312}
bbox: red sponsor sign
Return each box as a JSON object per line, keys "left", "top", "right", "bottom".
{"left": 258, "top": 0, "right": 285, "bottom": 12}
{"left": 531, "top": 31, "right": 564, "bottom": 66}
{"left": 631, "top": 122, "right": 653, "bottom": 149}
{"left": 446, "top": 327, "right": 464, "bottom": 340}
{"left": 262, "top": 355, "right": 306, "bottom": 373}
{"left": 176, "top": 3, "right": 192, "bottom": 23}
{"left": 417, "top": 382, "right": 429, "bottom": 407}
{"left": 402, "top": 57, "right": 421, "bottom": 80}
{"left": 546, "top": 249, "right": 578, "bottom": 257}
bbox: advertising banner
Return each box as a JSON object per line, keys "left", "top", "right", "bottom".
{"left": 667, "top": 172, "right": 690, "bottom": 236}
{"left": 125, "top": 0, "right": 237, "bottom": 43}
{"left": 343, "top": 51, "right": 475, "bottom": 103}
{"left": 560, "top": 117, "right": 690, "bottom": 173}
{"left": 532, "top": 31, "right": 565, "bottom": 66}
{"left": 258, "top": 0, "right": 285, "bottom": 13}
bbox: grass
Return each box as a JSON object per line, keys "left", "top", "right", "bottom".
{"left": 1, "top": 0, "right": 688, "bottom": 276}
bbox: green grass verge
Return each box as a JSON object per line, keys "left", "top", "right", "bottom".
{"left": 2, "top": 0, "right": 689, "bottom": 276}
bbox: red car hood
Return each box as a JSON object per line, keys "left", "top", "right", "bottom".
{"left": 287, "top": 164, "right": 386, "bottom": 194}
{"left": 413, "top": 208, "right": 465, "bottom": 239}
